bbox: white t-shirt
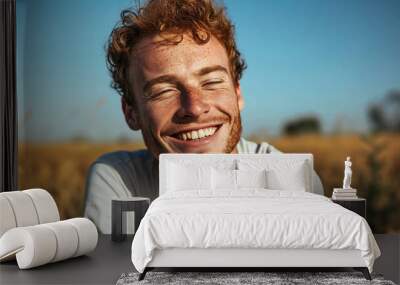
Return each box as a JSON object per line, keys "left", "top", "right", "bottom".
{"left": 84, "top": 137, "right": 324, "bottom": 234}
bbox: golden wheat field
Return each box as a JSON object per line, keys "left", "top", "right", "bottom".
{"left": 18, "top": 134, "right": 400, "bottom": 233}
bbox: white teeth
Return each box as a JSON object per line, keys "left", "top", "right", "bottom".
{"left": 198, "top": 129, "right": 205, "bottom": 138}
{"left": 177, "top": 127, "right": 218, "bottom": 141}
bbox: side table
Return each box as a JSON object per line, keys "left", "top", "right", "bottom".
{"left": 112, "top": 197, "right": 150, "bottom": 242}
{"left": 331, "top": 198, "right": 366, "bottom": 219}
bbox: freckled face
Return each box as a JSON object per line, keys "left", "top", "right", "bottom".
{"left": 125, "top": 33, "right": 244, "bottom": 157}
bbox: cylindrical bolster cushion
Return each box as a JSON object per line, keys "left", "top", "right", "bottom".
{"left": 23, "top": 189, "right": 60, "bottom": 224}
{"left": 0, "top": 192, "right": 39, "bottom": 228}
{"left": 0, "top": 226, "right": 57, "bottom": 269}
{"left": 42, "top": 221, "right": 79, "bottom": 262}
{"left": 0, "top": 218, "right": 98, "bottom": 269}
{"left": 65, "top": 218, "right": 98, "bottom": 257}
{"left": 0, "top": 196, "right": 17, "bottom": 237}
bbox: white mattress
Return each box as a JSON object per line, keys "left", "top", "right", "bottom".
{"left": 131, "top": 190, "right": 380, "bottom": 273}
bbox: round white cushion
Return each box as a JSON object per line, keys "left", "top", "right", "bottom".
{"left": 65, "top": 218, "right": 98, "bottom": 257}
{"left": 0, "top": 196, "right": 17, "bottom": 237}
{"left": 23, "top": 189, "right": 60, "bottom": 224}
{"left": 42, "top": 221, "right": 79, "bottom": 262}
{"left": 0, "top": 226, "right": 57, "bottom": 269}
{"left": 0, "top": 189, "right": 60, "bottom": 239}
{"left": 0, "top": 191, "right": 39, "bottom": 227}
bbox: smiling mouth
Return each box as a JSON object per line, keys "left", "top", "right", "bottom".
{"left": 170, "top": 125, "right": 222, "bottom": 141}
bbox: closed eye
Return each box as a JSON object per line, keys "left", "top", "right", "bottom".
{"left": 157, "top": 89, "right": 176, "bottom": 95}
{"left": 202, "top": 80, "right": 224, "bottom": 87}
{"left": 146, "top": 88, "right": 179, "bottom": 101}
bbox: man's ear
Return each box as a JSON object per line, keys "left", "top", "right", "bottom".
{"left": 121, "top": 97, "right": 141, "bottom": 130}
{"left": 235, "top": 82, "right": 244, "bottom": 111}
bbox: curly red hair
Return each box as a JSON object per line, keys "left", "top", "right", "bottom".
{"left": 106, "top": 0, "right": 246, "bottom": 106}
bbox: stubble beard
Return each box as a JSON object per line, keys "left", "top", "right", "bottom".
{"left": 223, "top": 111, "right": 242, "bottom": 153}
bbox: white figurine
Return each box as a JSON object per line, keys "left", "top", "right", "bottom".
{"left": 343, "top": 156, "right": 352, "bottom": 189}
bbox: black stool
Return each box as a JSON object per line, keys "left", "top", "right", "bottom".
{"left": 111, "top": 197, "right": 150, "bottom": 242}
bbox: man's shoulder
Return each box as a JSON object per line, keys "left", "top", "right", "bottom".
{"left": 93, "top": 149, "right": 154, "bottom": 169}
{"left": 237, "top": 137, "right": 281, "bottom": 154}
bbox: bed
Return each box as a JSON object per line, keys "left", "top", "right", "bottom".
{"left": 131, "top": 154, "right": 381, "bottom": 280}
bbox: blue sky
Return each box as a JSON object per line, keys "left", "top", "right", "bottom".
{"left": 17, "top": 0, "right": 400, "bottom": 142}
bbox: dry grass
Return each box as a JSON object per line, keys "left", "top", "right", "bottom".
{"left": 18, "top": 141, "right": 145, "bottom": 220}
{"left": 18, "top": 134, "right": 400, "bottom": 233}
{"left": 269, "top": 134, "right": 400, "bottom": 233}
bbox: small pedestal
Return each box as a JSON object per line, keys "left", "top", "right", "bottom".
{"left": 111, "top": 197, "right": 150, "bottom": 242}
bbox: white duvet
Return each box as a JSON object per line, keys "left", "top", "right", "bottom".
{"left": 131, "top": 190, "right": 380, "bottom": 273}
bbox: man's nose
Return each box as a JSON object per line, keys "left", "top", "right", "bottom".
{"left": 176, "top": 89, "right": 210, "bottom": 119}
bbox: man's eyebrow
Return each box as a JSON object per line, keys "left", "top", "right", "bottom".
{"left": 195, "top": 65, "right": 229, "bottom": 77}
{"left": 143, "top": 75, "right": 179, "bottom": 94}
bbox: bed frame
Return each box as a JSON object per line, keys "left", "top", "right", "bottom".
{"left": 139, "top": 248, "right": 371, "bottom": 280}
{"left": 137, "top": 154, "right": 372, "bottom": 281}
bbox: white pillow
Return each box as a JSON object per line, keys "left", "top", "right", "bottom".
{"left": 238, "top": 159, "right": 309, "bottom": 192}
{"left": 167, "top": 162, "right": 212, "bottom": 191}
{"left": 236, "top": 169, "right": 268, "bottom": 189}
{"left": 212, "top": 168, "right": 236, "bottom": 190}
{"left": 266, "top": 162, "right": 307, "bottom": 191}
{"left": 212, "top": 168, "right": 268, "bottom": 190}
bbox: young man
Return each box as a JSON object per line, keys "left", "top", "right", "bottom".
{"left": 84, "top": 0, "right": 324, "bottom": 234}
